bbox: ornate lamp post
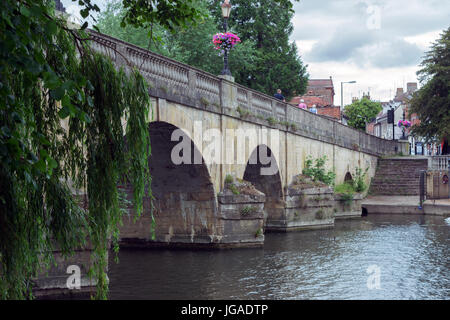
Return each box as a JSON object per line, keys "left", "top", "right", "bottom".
{"left": 220, "top": 0, "right": 232, "bottom": 76}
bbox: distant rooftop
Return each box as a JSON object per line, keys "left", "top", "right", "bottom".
{"left": 308, "top": 78, "right": 334, "bottom": 88}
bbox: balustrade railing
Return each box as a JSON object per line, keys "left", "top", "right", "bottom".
{"left": 429, "top": 156, "right": 450, "bottom": 170}
{"left": 87, "top": 30, "right": 407, "bottom": 157}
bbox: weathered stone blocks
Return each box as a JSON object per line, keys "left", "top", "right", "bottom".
{"left": 266, "top": 175, "right": 334, "bottom": 231}
{"left": 33, "top": 242, "right": 98, "bottom": 299}
{"left": 333, "top": 193, "right": 363, "bottom": 219}
{"left": 217, "top": 178, "right": 265, "bottom": 246}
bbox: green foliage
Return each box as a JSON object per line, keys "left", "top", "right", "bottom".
{"left": 344, "top": 97, "right": 382, "bottom": 131}
{"left": 200, "top": 97, "right": 210, "bottom": 106}
{"left": 208, "top": 0, "right": 308, "bottom": 99}
{"left": 229, "top": 184, "right": 240, "bottom": 195}
{"left": 224, "top": 174, "right": 240, "bottom": 194}
{"left": 289, "top": 123, "right": 298, "bottom": 131}
{"left": 266, "top": 117, "right": 278, "bottom": 126}
{"left": 0, "top": 0, "right": 176, "bottom": 300}
{"left": 97, "top": 0, "right": 307, "bottom": 99}
{"left": 121, "top": 0, "right": 203, "bottom": 33}
{"left": 334, "top": 166, "right": 367, "bottom": 205}
{"left": 255, "top": 227, "right": 263, "bottom": 238}
{"left": 410, "top": 27, "right": 450, "bottom": 142}
{"left": 353, "top": 167, "right": 368, "bottom": 193}
{"left": 224, "top": 174, "right": 234, "bottom": 184}
{"left": 236, "top": 106, "right": 250, "bottom": 118}
{"left": 302, "top": 156, "right": 336, "bottom": 186}
{"left": 97, "top": 0, "right": 259, "bottom": 78}
{"left": 334, "top": 183, "right": 355, "bottom": 205}
{"left": 334, "top": 182, "right": 355, "bottom": 195}
{"left": 240, "top": 205, "right": 257, "bottom": 216}
{"left": 334, "top": 167, "right": 367, "bottom": 197}
{"left": 339, "top": 192, "right": 354, "bottom": 206}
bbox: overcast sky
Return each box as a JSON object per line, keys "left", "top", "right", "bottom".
{"left": 61, "top": 0, "right": 449, "bottom": 106}
{"left": 291, "top": 0, "right": 449, "bottom": 105}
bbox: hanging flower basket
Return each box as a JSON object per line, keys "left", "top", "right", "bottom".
{"left": 397, "top": 120, "right": 411, "bottom": 128}
{"left": 212, "top": 32, "right": 241, "bottom": 54}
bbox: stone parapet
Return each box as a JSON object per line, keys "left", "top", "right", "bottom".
{"left": 88, "top": 30, "right": 408, "bottom": 158}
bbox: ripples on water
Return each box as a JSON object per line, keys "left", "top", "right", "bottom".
{"left": 108, "top": 215, "right": 449, "bottom": 300}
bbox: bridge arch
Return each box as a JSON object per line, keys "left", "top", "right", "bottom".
{"left": 120, "top": 121, "right": 220, "bottom": 246}
{"left": 243, "top": 145, "right": 284, "bottom": 229}
{"left": 344, "top": 172, "right": 353, "bottom": 183}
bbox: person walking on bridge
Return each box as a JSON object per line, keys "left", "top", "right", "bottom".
{"left": 298, "top": 99, "right": 307, "bottom": 110}
{"left": 274, "top": 89, "right": 285, "bottom": 102}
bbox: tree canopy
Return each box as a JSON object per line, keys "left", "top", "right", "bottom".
{"left": 409, "top": 27, "right": 450, "bottom": 142}
{"left": 97, "top": 0, "right": 259, "bottom": 77}
{"left": 344, "top": 97, "right": 382, "bottom": 131}
{"left": 97, "top": 0, "right": 308, "bottom": 100}
{"left": 208, "top": 0, "right": 308, "bottom": 99}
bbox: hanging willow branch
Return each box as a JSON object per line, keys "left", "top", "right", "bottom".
{"left": 0, "top": 0, "right": 151, "bottom": 299}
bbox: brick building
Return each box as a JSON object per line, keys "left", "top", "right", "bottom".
{"left": 289, "top": 77, "right": 340, "bottom": 121}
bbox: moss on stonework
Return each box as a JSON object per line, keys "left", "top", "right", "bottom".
{"left": 291, "top": 174, "right": 328, "bottom": 189}
{"left": 223, "top": 175, "right": 262, "bottom": 196}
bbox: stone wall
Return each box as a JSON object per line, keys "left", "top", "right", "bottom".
{"left": 267, "top": 176, "right": 335, "bottom": 231}
{"left": 217, "top": 180, "right": 265, "bottom": 247}
{"left": 333, "top": 193, "right": 364, "bottom": 219}
{"left": 33, "top": 243, "right": 97, "bottom": 299}
{"left": 89, "top": 30, "right": 408, "bottom": 159}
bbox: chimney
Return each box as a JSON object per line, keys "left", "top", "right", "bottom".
{"left": 407, "top": 82, "right": 417, "bottom": 93}
{"left": 396, "top": 88, "right": 404, "bottom": 98}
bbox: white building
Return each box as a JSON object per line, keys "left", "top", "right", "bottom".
{"left": 372, "top": 101, "right": 404, "bottom": 140}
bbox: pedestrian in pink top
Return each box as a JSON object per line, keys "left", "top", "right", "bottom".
{"left": 298, "top": 99, "right": 307, "bottom": 110}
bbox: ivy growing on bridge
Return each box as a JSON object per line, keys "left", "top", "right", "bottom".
{"left": 0, "top": 0, "right": 152, "bottom": 299}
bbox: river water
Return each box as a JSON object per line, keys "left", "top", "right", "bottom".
{"left": 108, "top": 214, "right": 449, "bottom": 300}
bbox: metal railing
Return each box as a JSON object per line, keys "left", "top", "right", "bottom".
{"left": 419, "top": 170, "right": 426, "bottom": 208}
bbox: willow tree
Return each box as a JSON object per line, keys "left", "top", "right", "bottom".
{"left": 0, "top": 0, "right": 203, "bottom": 299}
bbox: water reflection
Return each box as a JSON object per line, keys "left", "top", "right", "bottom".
{"left": 108, "top": 215, "right": 449, "bottom": 300}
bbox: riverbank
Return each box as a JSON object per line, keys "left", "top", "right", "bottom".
{"left": 362, "top": 195, "right": 450, "bottom": 216}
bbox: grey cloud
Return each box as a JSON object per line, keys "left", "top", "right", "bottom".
{"left": 304, "top": 26, "right": 377, "bottom": 62}
{"left": 294, "top": 0, "right": 448, "bottom": 68}
{"left": 291, "top": 0, "right": 368, "bottom": 40}
{"left": 354, "top": 39, "right": 424, "bottom": 68}
{"left": 304, "top": 24, "right": 424, "bottom": 69}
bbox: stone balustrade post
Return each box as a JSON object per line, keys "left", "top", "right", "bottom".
{"left": 219, "top": 76, "right": 237, "bottom": 113}
{"left": 188, "top": 69, "right": 197, "bottom": 94}
{"left": 115, "top": 43, "right": 129, "bottom": 70}
{"left": 270, "top": 100, "right": 277, "bottom": 118}
{"left": 247, "top": 91, "right": 253, "bottom": 109}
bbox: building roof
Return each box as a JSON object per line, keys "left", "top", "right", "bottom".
{"left": 316, "top": 106, "right": 341, "bottom": 120}
{"left": 289, "top": 77, "right": 335, "bottom": 107}
{"left": 308, "top": 79, "right": 334, "bottom": 88}
{"left": 289, "top": 95, "right": 329, "bottom": 107}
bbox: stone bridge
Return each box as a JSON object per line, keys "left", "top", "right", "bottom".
{"left": 90, "top": 31, "right": 408, "bottom": 248}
